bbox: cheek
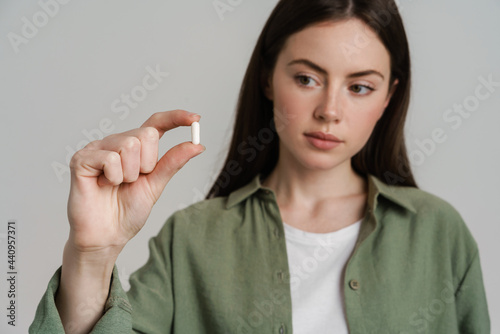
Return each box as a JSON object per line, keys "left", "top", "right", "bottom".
{"left": 272, "top": 83, "right": 306, "bottom": 134}
{"left": 274, "top": 78, "right": 300, "bottom": 110}
{"left": 273, "top": 106, "right": 299, "bottom": 140}
{"left": 350, "top": 103, "right": 386, "bottom": 140}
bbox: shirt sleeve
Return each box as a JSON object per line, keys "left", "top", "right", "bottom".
{"left": 29, "top": 216, "right": 176, "bottom": 333}
{"left": 28, "top": 265, "right": 133, "bottom": 333}
{"left": 455, "top": 248, "right": 490, "bottom": 334}
{"left": 445, "top": 205, "right": 491, "bottom": 334}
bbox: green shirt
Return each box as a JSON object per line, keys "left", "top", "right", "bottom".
{"left": 29, "top": 173, "right": 490, "bottom": 333}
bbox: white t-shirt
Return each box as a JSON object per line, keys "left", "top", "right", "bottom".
{"left": 283, "top": 219, "right": 362, "bottom": 333}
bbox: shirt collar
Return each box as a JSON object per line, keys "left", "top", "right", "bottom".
{"left": 226, "top": 173, "right": 417, "bottom": 214}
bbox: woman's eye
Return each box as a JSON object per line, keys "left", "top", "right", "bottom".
{"left": 295, "top": 75, "right": 317, "bottom": 87}
{"left": 350, "top": 84, "right": 374, "bottom": 95}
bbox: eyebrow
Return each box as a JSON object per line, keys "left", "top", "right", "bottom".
{"left": 287, "top": 58, "right": 385, "bottom": 80}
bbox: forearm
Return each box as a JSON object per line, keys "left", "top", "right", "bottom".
{"left": 55, "top": 241, "right": 122, "bottom": 334}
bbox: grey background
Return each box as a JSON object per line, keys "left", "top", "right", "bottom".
{"left": 1, "top": 0, "right": 499, "bottom": 333}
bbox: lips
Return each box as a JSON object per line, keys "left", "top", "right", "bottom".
{"left": 304, "top": 131, "right": 343, "bottom": 150}
{"left": 304, "top": 132, "right": 343, "bottom": 142}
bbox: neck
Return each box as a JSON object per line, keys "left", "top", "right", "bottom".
{"left": 261, "top": 158, "right": 367, "bottom": 207}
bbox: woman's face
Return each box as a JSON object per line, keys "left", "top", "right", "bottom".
{"left": 265, "top": 18, "right": 398, "bottom": 172}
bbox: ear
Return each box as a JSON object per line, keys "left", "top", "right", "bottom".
{"left": 383, "top": 78, "right": 399, "bottom": 109}
{"left": 264, "top": 74, "right": 274, "bottom": 101}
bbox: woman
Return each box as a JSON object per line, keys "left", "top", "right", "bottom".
{"left": 30, "top": 0, "right": 490, "bottom": 333}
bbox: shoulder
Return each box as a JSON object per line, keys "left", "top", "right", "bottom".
{"left": 155, "top": 174, "right": 265, "bottom": 239}
{"left": 376, "top": 181, "right": 481, "bottom": 280}
{"left": 371, "top": 172, "right": 464, "bottom": 221}
{"left": 381, "top": 181, "right": 478, "bottom": 251}
{"left": 392, "top": 184, "right": 460, "bottom": 217}
{"left": 157, "top": 195, "right": 245, "bottom": 236}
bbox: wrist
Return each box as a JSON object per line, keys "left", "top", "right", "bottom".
{"left": 59, "top": 241, "right": 120, "bottom": 301}
{"left": 66, "top": 231, "right": 126, "bottom": 261}
{"left": 62, "top": 240, "right": 122, "bottom": 274}
{"left": 57, "top": 241, "right": 119, "bottom": 334}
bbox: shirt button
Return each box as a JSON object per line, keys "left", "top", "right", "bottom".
{"left": 279, "top": 324, "right": 285, "bottom": 333}
{"left": 349, "top": 279, "right": 360, "bottom": 290}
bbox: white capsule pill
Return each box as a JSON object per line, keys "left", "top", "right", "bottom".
{"left": 191, "top": 121, "right": 200, "bottom": 145}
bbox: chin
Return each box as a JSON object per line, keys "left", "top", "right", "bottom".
{"left": 297, "top": 155, "right": 347, "bottom": 172}
{"left": 280, "top": 143, "right": 350, "bottom": 171}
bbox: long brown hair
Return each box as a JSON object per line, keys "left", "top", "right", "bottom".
{"left": 207, "top": 0, "right": 417, "bottom": 199}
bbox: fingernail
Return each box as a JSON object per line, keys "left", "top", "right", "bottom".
{"left": 188, "top": 112, "right": 200, "bottom": 117}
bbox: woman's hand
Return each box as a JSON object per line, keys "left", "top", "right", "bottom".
{"left": 56, "top": 110, "right": 204, "bottom": 334}
{"left": 66, "top": 109, "right": 205, "bottom": 254}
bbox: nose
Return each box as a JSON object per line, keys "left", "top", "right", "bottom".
{"left": 314, "top": 89, "right": 342, "bottom": 123}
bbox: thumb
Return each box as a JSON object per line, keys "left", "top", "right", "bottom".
{"left": 146, "top": 142, "right": 205, "bottom": 200}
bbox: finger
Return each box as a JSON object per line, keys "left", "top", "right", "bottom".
{"left": 86, "top": 135, "right": 141, "bottom": 183}
{"left": 136, "top": 126, "right": 159, "bottom": 174}
{"left": 146, "top": 141, "right": 206, "bottom": 200}
{"left": 70, "top": 149, "right": 124, "bottom": 186}
{"left": 88, "top": 128, "right": 159, "bottom": 175}
{"left": 95, "top": 136, "right": 141, "bottom": 183}
{"left": 140, "top": 110, "right": 201, "bottom": 139}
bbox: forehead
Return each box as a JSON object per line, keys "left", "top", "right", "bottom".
{"left": 279, "top": 18, "right": 391, "bottom": 75}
